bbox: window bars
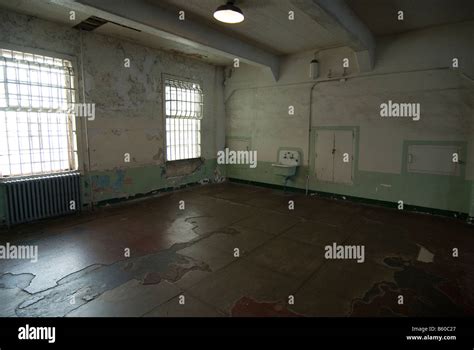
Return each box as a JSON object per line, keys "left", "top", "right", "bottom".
{"left": 165, "top": 79, "right": 203, "bottom": 161}
{"left": 0, "top": 48, "right": 78, "bottom": 177}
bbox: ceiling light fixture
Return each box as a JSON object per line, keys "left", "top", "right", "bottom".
{"left": 213, "top": 1, "right": 244, "bottom": 24}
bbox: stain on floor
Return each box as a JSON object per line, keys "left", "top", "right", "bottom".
{"left": 231, "top": 297, "right": 301, "bottom": 317}
{"left": 0, "top": 182, "right": 473, "bottom": 317}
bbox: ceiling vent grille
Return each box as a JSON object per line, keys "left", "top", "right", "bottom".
{"left": 73, "top": 16, "right": 108, "bottom": 31}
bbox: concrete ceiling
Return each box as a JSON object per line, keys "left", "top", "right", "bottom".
{"left": 0, "top": 0, "right": 90, "bottom": 25}
{"left": 1, "top": 0, "right": 472, "bottom": 73}
{"left": 150, "top": 0, "right": 346, "bottom": 55}
{"left": 0, "top": 0, "right": 233, "bottom": 66}
{"left": 0, "top": 0, "right": 377, "bottom": 78}
{"left": 346, "top": 0, "right": 474, "bottom": 36}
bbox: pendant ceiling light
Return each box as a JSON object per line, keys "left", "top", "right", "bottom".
{"left": 213, "top": 1, "right": 244, "bottom": 24}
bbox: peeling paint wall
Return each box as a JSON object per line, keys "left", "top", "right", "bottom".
{"left": 224, "top": 21, "right": 474, "bottom": 216}
{"left": 0, "top": 10, "right": 226, "bottom": 221}
{"left": 80, "top": 31, "right": 225, "bottom": 203}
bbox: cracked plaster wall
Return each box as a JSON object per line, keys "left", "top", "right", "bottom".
{"left": 0, "top": 10, "right": 226, "bottom": 220}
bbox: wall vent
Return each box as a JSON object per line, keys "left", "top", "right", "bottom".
{"left": 73, "top": 16, "right": 108, "bottom": 31}
{"left": 73, "top": 16, "right": 141, "bottom": 32}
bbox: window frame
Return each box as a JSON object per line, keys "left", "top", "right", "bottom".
{"left": 0, "top": 42, "right": 83, "bottom": 180}
{"left": 162, "top": 73, "right": 203, "bottom": 163}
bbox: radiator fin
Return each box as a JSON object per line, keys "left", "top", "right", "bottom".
{"left": 4, "top": 173, "right": 81, "bottom": 226}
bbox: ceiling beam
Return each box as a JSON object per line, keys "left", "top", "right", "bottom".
{"left": 50, "top": 0, "right": 280, "bottom": 80}
{"left": 290, "top": 0, "right": 375, "bottom": 71}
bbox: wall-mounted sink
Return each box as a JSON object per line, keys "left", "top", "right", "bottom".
{"left": 272, "top": 163, "right": 298, "bottom": 177}
{"left": 272, "top": 150, "right": 300, "bottom": 177}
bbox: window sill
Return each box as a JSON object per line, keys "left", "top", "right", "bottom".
{"left": 164, "top": 158, "right": 203, "bottom": 178}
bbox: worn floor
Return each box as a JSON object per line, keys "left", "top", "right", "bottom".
{"left": 0, "top": 182, "right": 473, "bottom": 317}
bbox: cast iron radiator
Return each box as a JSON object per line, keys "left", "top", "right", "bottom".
{"left": 3, "top": 172, "right": 81, "bottom": 226}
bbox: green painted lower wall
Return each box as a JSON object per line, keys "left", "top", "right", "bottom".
{"left": 226, "top": 162, "right": 472, "bottom": 215}
{"left": 0, "top": 159, "right": 220, "bottom": 224}
{"left": 84, "top": 159, "right": 219, "bottom": 204}
{"left": 0, "top": 156, "right": 471, "bottom": 224}
{"left": 226, "top": 128, "right": 472, "bottom": 218}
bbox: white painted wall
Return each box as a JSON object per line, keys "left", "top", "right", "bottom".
{"left": 225, "top": 20, "right": 474, "bottom": 178}
{"left": 225, "top": 20, "right": 474, "bottom": 214}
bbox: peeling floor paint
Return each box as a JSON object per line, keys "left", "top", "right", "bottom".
{"left": 416, "top": 245, "right": 435, "bottom": 263}
{"left": 231, "top": 297, "right": 302, "bottom": 317}
{"left": 0, "top": 273, "right": 35, "bottom": 290}
{"left": 1, "top": 182, "right": 473, "bottom": 317}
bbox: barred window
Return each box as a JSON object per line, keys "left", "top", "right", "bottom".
{"left": 0, "top": 48, "right": 78, "bottom": 177}
{"left": 165, "top": 78, "right": 202, "bottom": 161}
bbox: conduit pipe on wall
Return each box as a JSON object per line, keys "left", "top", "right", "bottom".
{"left": 79, "top": 30, "right": 94, "bottom": 209}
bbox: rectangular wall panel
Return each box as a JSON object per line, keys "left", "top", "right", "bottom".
{"left": 315, "top": 130, "right": 334, "bottom": 182}
{"left": 407, "top": 145, "right": 460, "bottom": 176}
